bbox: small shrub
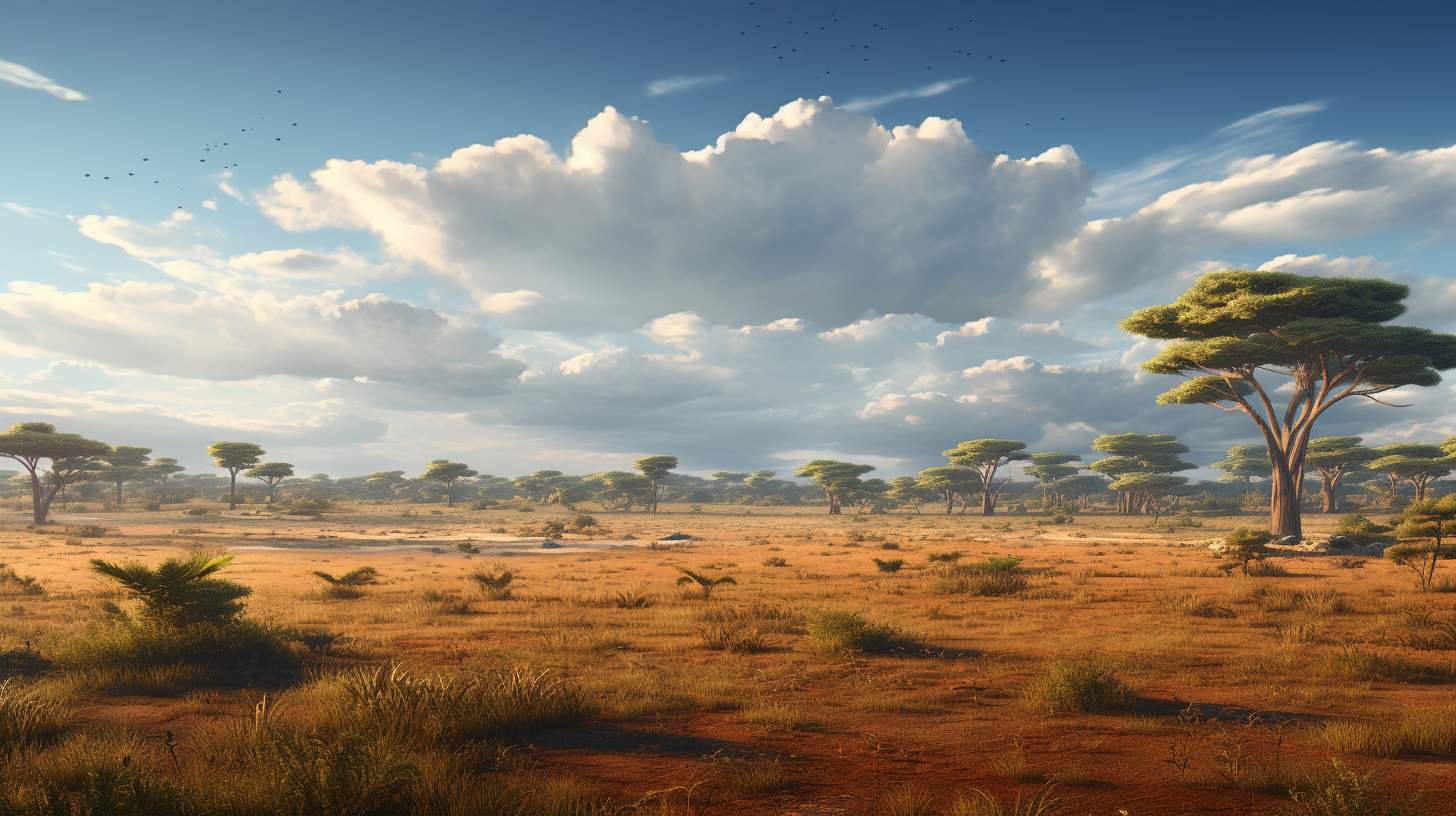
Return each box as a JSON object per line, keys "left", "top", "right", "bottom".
{"left": 1023, "top": 655, "right": 1137, "bottom": 713}
{"left": 1323, "top": 647, "right": 1449, "bottom": 683}
{"left": 807, "top": 610, "right": 916, "bottom": 654}
{"left": 143, "top": 502, "right": 161, "bottom": 511}
{"left": 613, "top": 590, "right": 655, "bottom": 609}
{"left": 55, "top": 618, "right": 300, "bottom": 681}
{"left": 1221, "top": 528, "right": 1274, "bottom": 576}
{"left": 675, "top": 567, "right": 737, "bottom": 600}
{"left": 762, "top": 556, "right": 789, "bottom": 567}
{"left": 288, "top": 498, "right": 330, "bottom": 515}
{"left": 927, "top": 551, "right": 964, "bottom": 564}
{"left": 1335, "top": 514, "right": 1391, "bottom": 537}
{"left": 470, "top": 567, "right": 516, "bottom": 600}
{"left": 946, "top": 781, "right": 1062, "bottom": 816}
{"left": 873, "top": 557, "right": 904, "bottom": 573}
{"left": 65, "top": 524, "right": 108, "bottom": 539}
{"left": 456, "top": 541, "right": 480, "bottom": 554}
{"left": 567, "top": 514, "right": 600, "bottom": 532}
{"left": 184, "top": 507, "right": 207, "bottom": 516}
{"left": 1283, "top": 758, "right": 1424, "bottom": 816}
{"left": 719, "top": 756, "right": 791, "bottom": 796}
{"left": 0, "top": 564, "right": 45, "bottom": 597}
{"left": 1331, "top": 556, "right": 1367, "bottom": 569}
{"left": 90, "top": 553, "right": 250, "bottom": 627}
{"left": 313, "top": 567, "right": 380, "bottom": 599}
{"left": 881, "top": 785, "right": 938, "bottom": 816}
{"left": 467, "top": 499, "right": 496, "bottom": 510}
{"left": 1246, "top": 559, "right": 1290, "bottom": 577}
{"left": 880, "top": 542, "right": 901, "bottom": 550}
{"left": 1157, "top": 592, "right": 1235, "bottom": 618}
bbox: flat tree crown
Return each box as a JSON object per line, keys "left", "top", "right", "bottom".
{"left": 633, "top": 456, "right": 679, "bottom": 479}
{"left": 246, "top": 462, "right": 295, "bottom": 479}
{"left": 943, "top": 439, "right": 1029, "bottom": 465}
{"left": 208, "top": 442, "right": 265, "bottom": 470}
{"left": 1123, "top": 271, "right": 1456, "bottom": 406}
{"left": 0, "top": 425, "right": 111, "bottom": 462}
{"left": 423, "top": 460, "right": 477, "bottom": 480}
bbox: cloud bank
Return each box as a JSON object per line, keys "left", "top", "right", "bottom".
{"left": 0, "top": 59, "right": 88, "bottom": 101}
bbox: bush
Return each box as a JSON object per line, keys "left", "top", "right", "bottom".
{"left": 1023, "top": 655, "right": 1138, "bottom": 713}
{"left": 289, "top": 498, "right": 331, "bottom": 515}
{"left": 1319, "top": 706, "right": 1456, "bottom": 757}
{"left": 0, "top": 564, "right": 45, "bottom": 597}
{"left": 567, "top": 515, "right": 600, "bottom": 532}
{"left": 927, "top": 551, "right": 964, "bottom": 564}
{"left": 90, "top": 553, "right": 250, "bottom": 627}
{"left": 934, "top": 571, "right": 1028, "bottom": 597}
{"left": 54, "top": 618, "right": 301, "bottom": 681}
{"left": 1220, "top": 527, "right": 1274, "bottom": 576}
{"left": 762, "top": 556, "right": 788, "bottom": 567}
{"left": 314, "top": 567, "right": 380, "bottom": 599}
{"left": 456, "top": 541, "right": 480, "bottom": 554}
{"left": 1284, "top": 758, "right": 1424, "bottom": 816}
{"left": 64, "top": 525, "right": 108, "bottom": 539}
{"left": 184, "top": 507, "right": 207, "bottom": 516}
{"left": 471, "top": 566, "right": 516, "bottom": 600}
{"left": 143, "top": 501, "right": 161, "bottom": 511}
{"left": 807, "top": 610, "right": 917, "bottom": 654}
{"left": 873, "top": 558, "right": 904, "bottom": 573}
{"left": 467, "top": 499, "right": 497, "bottom": 510}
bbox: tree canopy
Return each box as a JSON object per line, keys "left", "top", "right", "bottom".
{"left": 942, "top": 439, "right": 1027, "bottom": 515}
{"left": 796, "top": 460, "right": 875, "bottom": 515}
{"left": 246, "top": 462, "right": 295, "bottom": 505}
{"left": 422, "top": 460, "right": 478, "bottom": 507}
{"left": 633, "top": 455, "right": 678, "bottom": 514}
{"left": 1305, "top": 437, "right": 1379, "bottom": 513}
{"left": 208, "top": 441, "right": 265, "bottom": 510}
{"left": 0, "top": 422, "right": 112, "bottom": 524}
{"left": 1122, "top": 269, "right": 1456, "bottom": 537}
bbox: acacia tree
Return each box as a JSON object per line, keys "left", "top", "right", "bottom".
{"left": 0, "top": 423, "right": 112, "bottom": 524}
{"left": 99, "top": 446, "right": 152, "bottom": 509}
{"left": 943, "top": 440, "right": 1028, "bottom": 515}
{"left": 1305, "top": 437, "right": 1379, "bottom": 513}
{"left": 145, "top": 457, "right": 185, "bottom": 486}
{"left": 590, "top": 471, "right": 654, "bottom": 511}
{"left": 1107, "top": 473, "right": 1188, "bottom": 522}
{"left": 1088, "top": 433, "right": 1196, "bottom": 514}
{"left": 246, "top": 462, "right": 295, "bottom": 505}
{"left": 1370, "top": 444, "right": 1454, "bottom": 503}
{"left": 1025, "top": 453, "right": 1082, "bottom": 506}
{"left": 422, "top": 460, "right": 477, "bottom": 507}
{"left": 845, "top": 478, "right": 890, "bottom": 520}
{"left": 1211, "top": 445, "right": 1270, "bottom": 486}
{"left": 1053, "top": 474, "right": 1109, "bottom": 511}
{"left": 207, "top": 441, "right": 265, "bottom": 510}
{"left": 1388, "top": 495, "right": 1456, "bottom": 590}
{"left": 795, "top": 460, "right": 875, "bottom": 514}
{"left": 886, "top": 476, "right": 935, "bottom": 514}
{"left": 1123, "top": 270, "right": 1456, "bottom": 538}
{"left": 916, "top": 466, "right": 982, "bottom": 515}
{"left": 633, "top": 455, "right": 679, "bottom": 514}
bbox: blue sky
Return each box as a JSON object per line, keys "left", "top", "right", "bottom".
{"left": 3, "top": 0, "right": 1455, "bottom": 480}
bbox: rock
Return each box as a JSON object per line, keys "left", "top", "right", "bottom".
{"left": 540, "top": 539, "right": 561, "bottom": 549}
{"left": 1327, "top": 535, "right": 1355, "bottom": 549}
{"left": 659, "top": 532, "right": 694, "bottom": 541}
{"left": 1273, "top": 534, "right": 1301, "bottom": 547}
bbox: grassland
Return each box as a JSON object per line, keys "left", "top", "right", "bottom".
{"left": 1, "top": 501, "right": 1453, "bottom": 815}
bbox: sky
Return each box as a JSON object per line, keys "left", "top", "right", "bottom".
{"left": 3, "top": 0, "right": 1456, "bottom": 482}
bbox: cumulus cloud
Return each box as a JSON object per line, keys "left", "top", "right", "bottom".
{"left": 1033, "top": 140, "right": 1456, "bottom": 308}
{"left": 0, "top": 59, "right": 88, "bottom": 101}
{"left": 646, "top": 74, "right": 727, "bottom": 96}
{"left": 258, "top": 98, "right": 1095, "bottom": 328}
{"left": 0, "top": 283, "right": 524, "bottom": 396}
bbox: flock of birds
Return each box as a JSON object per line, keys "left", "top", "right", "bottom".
{"left": 732, "top": 3, "right": 1066, "bottom": 132}
{"left": 77, "top": 5, "right": 1066, "bottom": 207}
{"left": 80, "top": 90, "right": 298, "bottom": 208}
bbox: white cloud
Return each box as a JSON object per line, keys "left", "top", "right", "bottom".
{"left": 0, "top": 283, "right": 524, "bottom": 397}
{"left": 258, "top": 98, "right": 1094, "bottom": 329}
{"left": 646, "top": 75, "right": 727, "bottom": 96}
{"left": 201, "top": 200, "right": 218, "bottom": 210}
{"left": 841, "top": 78, "right": 971, "bottom": 113}
{"left": 4, "top": 202, "right": 55, "bottom": 220}
{"left": 0, "top": 59, "right": 88, "bottom": 101}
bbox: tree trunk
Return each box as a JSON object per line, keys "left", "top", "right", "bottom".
{"left": 29, "top": 470, "right": 45, "bottom": 525}
{"left": 944, "top": 490, "right": 954, "bottom": 515}
{"left": 1269, "top": 467, "right": 1302, "bottom": 538}
{"left": 445, "top": 481, "right": 454, "bottom": 507}
{"left": 228, "top": 470, "right": 238, "bottom": 510}
{"left": 116, "top": 480, "right": 124, "bottom": 509}
{"left": 981, "top": 489, "right": 995, "bottom": 516}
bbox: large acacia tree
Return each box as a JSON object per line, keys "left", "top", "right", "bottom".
{"left": 1305, "top": 437, "right": 1379, "bottom": 513}
{"left": 207, "top": 441, "right": 265, "bottom": 510}
{"left": 796, "top": 460, "right": 875, "bottom": 514}
{"left": 0, "top": 423, "right": 112, "bottom": 524}
{"left": 1123, "top": 271, "right": 1456, "bottom": 538}
{"left": 943, "top": 440, "right": 1028, "bottom": 515}
{"left": 633, "top": 455, "right": 678, "bottom": 514}
{"left": 422, "top": 460, "right": 476, "bottom": 507}
{"left": 100, "top": 445, "right": 152, "bottom": 509}
{"left": 246, "top": 462, "right": 295, "bottom": 505}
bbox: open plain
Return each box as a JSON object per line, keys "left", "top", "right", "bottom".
{"left": 2, "top": 501, "right": 1453, "bottom": 815}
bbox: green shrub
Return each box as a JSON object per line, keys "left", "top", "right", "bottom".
{"left": 1023, "top": 655, "right": 1138, "bottom": 713}
{"left": 184, "top": 507, "right": 207, "bottom": 516}
{"left": 873, "top": 558, "right": 904, "bottom": 573}
{"left": 1335, "top": 514, "right": 1391, "bottom": 536}
{"left": 90, "top": 553, "right": 250, "bottom": 627}
{"left": 470, "top": 567, "right": 516, "bottom": 600}
{"left": 289, "top": 498, "right": 331, "bottom": 515}
{"left": 762, "top": 556, "right": 788, "bottom": 567}
{"left": 64, "top": 525, "right": 107, "bottom": 538}
{"left": 807, "top": 610, "right": 916, "bottom": 654}
{"left": 567, "top": 514, "right": 600, "bottom": 532}
{"left": 927, "top": 551, "right": 964, "bottom": 564}
{"left": 55, "top": 618, "right": 301, "bottom": 681}
{"left": 1283, "top": 758, "right": 1424, "bottom": 816}
{"left": 456, "top": 541, "right": 480, "bottom": 554}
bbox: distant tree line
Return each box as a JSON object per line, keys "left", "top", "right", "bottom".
{"left": 3, "top": 272, "right": 1455, "bottom": 533}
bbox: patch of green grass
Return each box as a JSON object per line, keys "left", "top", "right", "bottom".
{"left": 806, "top": 610, "right": 920, "bottom": 655}
{"left": 1023, "top": 655, "right": 1137, "bottom": 714}
{"left": 1319, "top": 706, "right": 1456, "bottom": 757}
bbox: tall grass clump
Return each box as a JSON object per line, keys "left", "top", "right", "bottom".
{"left": 807, "top": 610, "right": 919, "bottom": 655}
{"left": 0, "top": 678, "right": 69, "bottom": 755}
{"left": 934, "top": 557, "right": 1028, "bottom": 596}
{"left": 1023, "top": 655, "right": 1137, "bottom": 714}
{"left": 54, "top": 617, "right": 301, "bottom": 683}
{"left": 317, "top": 664, "right": 593, "bottom": 745}
{"left": 945, "top": 781, "right": 1062, "bottom": 816}
{"left": 1319, "top": 706, "right": 1456, "bottom": 757}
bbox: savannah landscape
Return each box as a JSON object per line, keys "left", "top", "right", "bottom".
{"left": 1, "top": 490, "right": 1453, "bottom": 815}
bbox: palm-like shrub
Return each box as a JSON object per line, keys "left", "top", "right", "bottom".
{"left": 872, "top": 558, "right": 904, "bottom": 573}
{"left": 675, "top": 567, "right": 737, "bottom": 600}
{"left": 89, "top": 553, "right": 250, "bottom": 627}
{"left": 1220, "top": 528, "right": 1274, "bottom": 576}
{"left": 471, "top": 567, "right": 516, "bottom": 600}
{"left": 313, "top": 567, "right": 381, "bottom": 599}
